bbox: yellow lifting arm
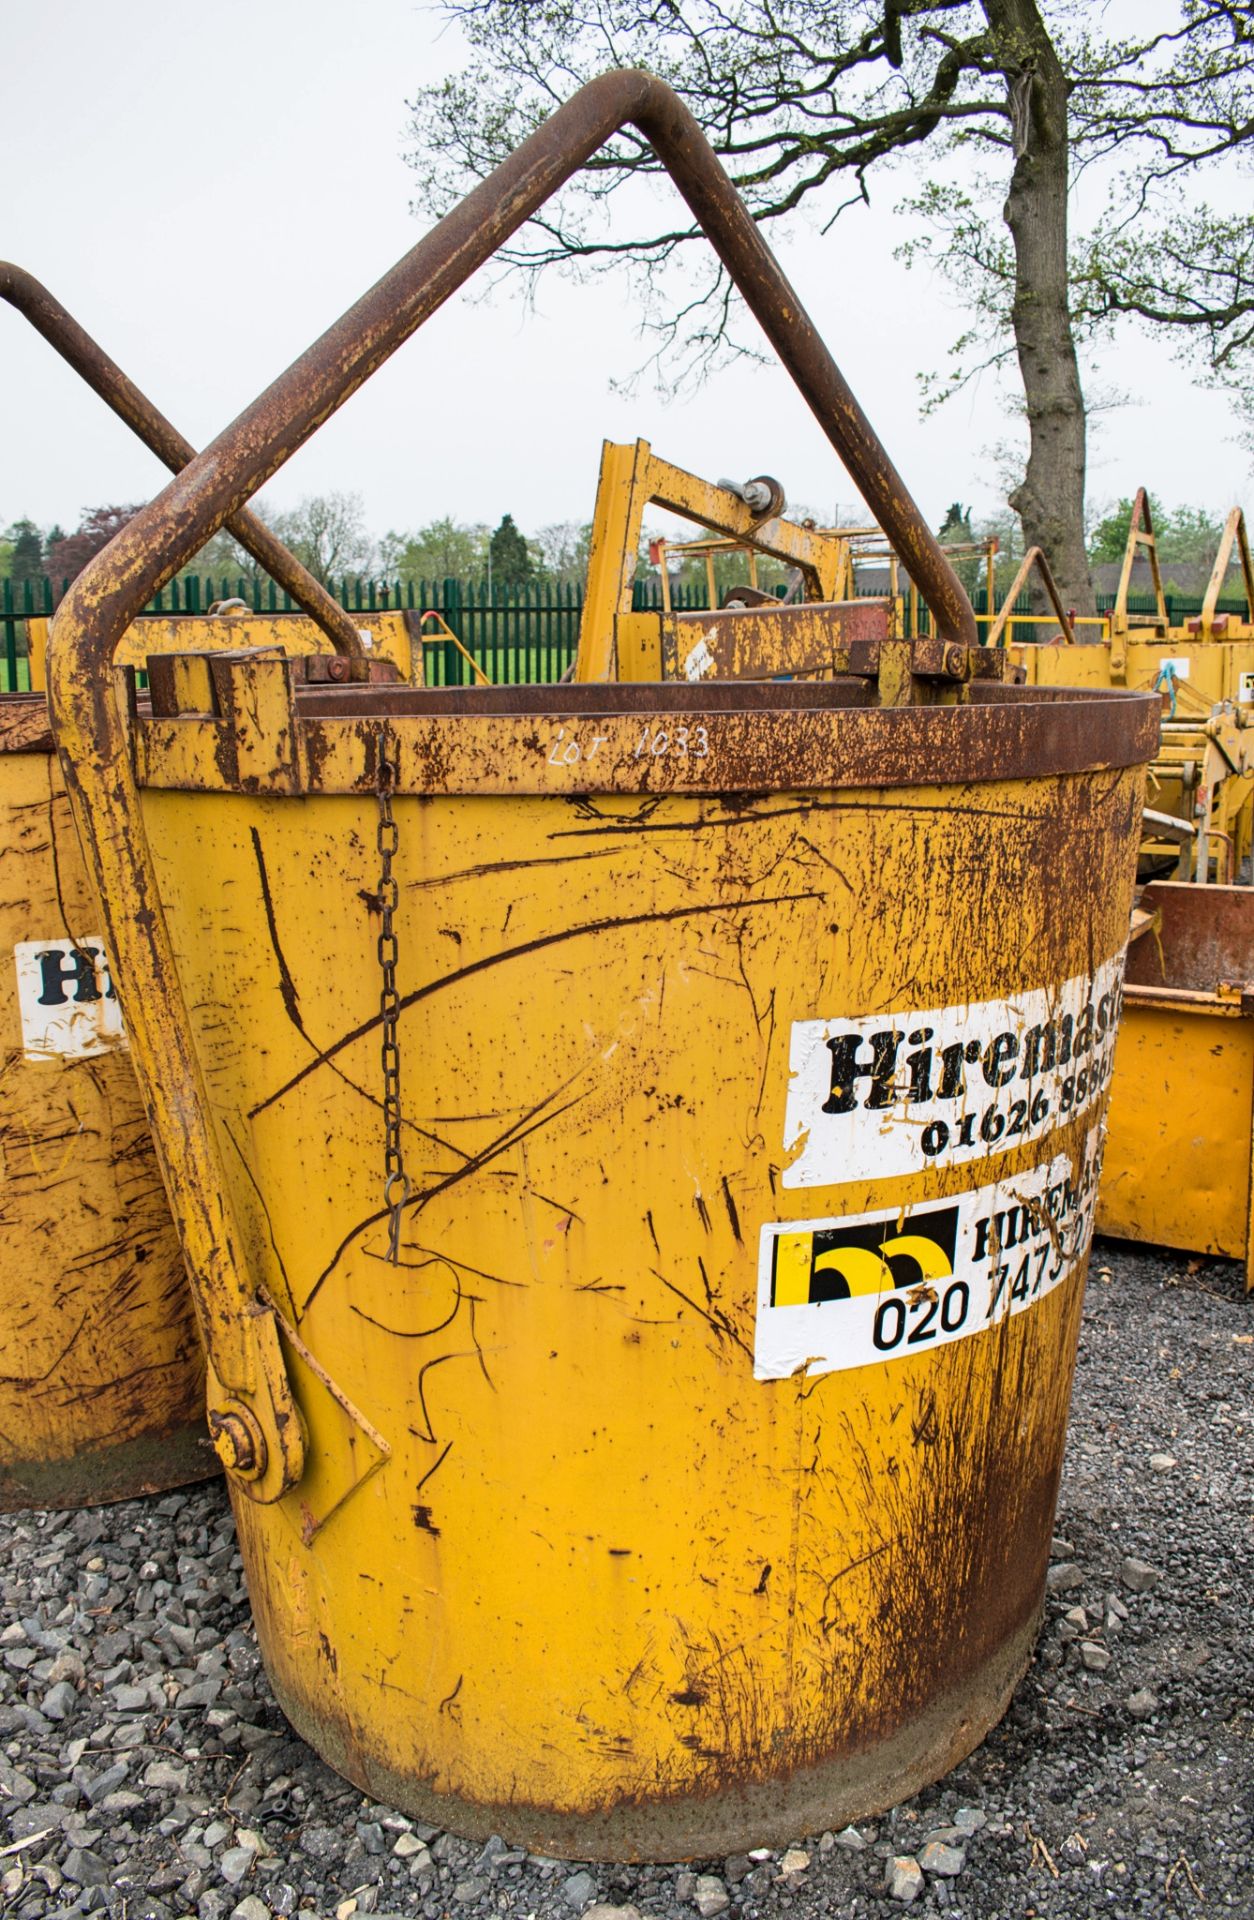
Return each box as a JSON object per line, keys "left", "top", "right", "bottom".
{"left": 985, "top": 547, "right": 1077, "bottom": 648}
{"left": 1, "top": 262, "right": 365, "bottom": 674}
{"left": 1110, "top": 487, "right": 1168, "bottom": 678}
{"left": 576, "top": 438, "right": 855, "bottom": 680}
{"left": 1196, "top": 506, "right": 1254, "bottom": 641}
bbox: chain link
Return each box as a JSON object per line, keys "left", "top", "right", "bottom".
{"left": 376, "top": 746, "right": 409, "bottom": 1263}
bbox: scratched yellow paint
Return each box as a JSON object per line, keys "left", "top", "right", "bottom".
{"left": 1008, "top": 633, "right": 1254, "bottom": 707}
{"left": 770, "top": 1231, "right": 814, "bottom": 1307}
{"left": 0, "top": 610, "right": 418, "bottom": 1509}
{"left": 0, "top": 743, "right": 208, "bottom": 1507}
{"left": 1100, "top": 997, "right": 1254, "bottom": 1270}
{"left": 124, "top": 702, "right": 1147, "bottom": 1854}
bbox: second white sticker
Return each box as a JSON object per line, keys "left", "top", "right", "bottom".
{"left": 755, "top": 1128, "right": 1102, "bottom": 1381}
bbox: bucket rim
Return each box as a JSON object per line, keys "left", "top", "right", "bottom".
{"left": 133, "top": 671, "right": 1161, "bottom": 798}
{"left": 287, "top": 676, "right": 1159, "bottom": 718}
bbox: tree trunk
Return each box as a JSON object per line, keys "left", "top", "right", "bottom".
{"left": 984, "top": 0, "right": 1095, "bottom": 614}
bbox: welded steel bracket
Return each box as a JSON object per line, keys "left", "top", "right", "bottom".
{"left": 577, "top": 439, "right": 859, "bottom": 677}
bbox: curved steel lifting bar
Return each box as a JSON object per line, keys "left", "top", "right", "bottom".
{"left": 48, "top": 69, "right": 979, "bottom": 1505}
{"left": 47, "top": 72, "right": 975, "bottom": 653}
{"left": 0, "top": 262, "right": 364, "bottom": 663}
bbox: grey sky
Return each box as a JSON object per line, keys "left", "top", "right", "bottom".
{"left": 3, "top": 0, "right": 1249, "bottom": 549}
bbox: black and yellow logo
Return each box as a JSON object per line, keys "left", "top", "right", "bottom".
{"left": 771, "top": 1204, "right": 958, "bottom": 1307}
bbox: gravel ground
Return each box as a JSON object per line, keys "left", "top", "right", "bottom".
{"left": 1, "top": 1240, "right": 1250, "bottom": 1920}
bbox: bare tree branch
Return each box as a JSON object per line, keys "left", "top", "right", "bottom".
{"left": 404, "top": 1, "right": 1254, "bottom": 603}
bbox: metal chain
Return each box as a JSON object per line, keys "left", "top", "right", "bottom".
{"left": 376, "top": 745, "right": 409, "bottom": 1263}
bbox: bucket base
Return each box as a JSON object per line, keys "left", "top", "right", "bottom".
{"left": 268, "top": 1606, "right": 1041, "bottom": 1862}
{"left": 0, "top": 1418, "right": 219, "bottom": 1513}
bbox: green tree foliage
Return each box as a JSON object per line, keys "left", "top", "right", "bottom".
{"left": 1086, "top": 496, "right": 1230, "bottom": 569}
{"left": 1075, "top": 213, "right": 1254, "bottom": 443}
{"left": 974, "top": 508, "right": 1023, "bottom": 564}
{"left": 489, "top": 513, "right": 534, "bottom": 586}
{"left": 380, "top": 517, "right": 490, "bottom": 582}
{"left": 939, "top": 504, "right": 975, "bottom": 544}
{"left": 5, "top": 519, "right": 44, "bottom": 585}
{"left": 935, "top": 501, "right": 984, "bottom": 596}
{"left": 181, "top": 526, "right": 256, "bottom": 582}
{"left": 1157, "top": 505, "right": 1232, "bottom": 571}
{"left": 45, "top": 506, "right": 141, "bottom": 584}
{"left": 1087, "top": 496, "right": 1157, "bottom": 567}
{"left": 407, "top": 1, "right": 1254, "bottom": 612}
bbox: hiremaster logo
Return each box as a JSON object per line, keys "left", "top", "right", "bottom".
{"left": 755, "top": 1133, "right": 1102, "bottom": 1380}
{"left": 782, "top": 953, "right": 1125, "bottom": 1188}
{"left": 14, "top": 938, "right": 125, "bottom": 1061}
{"left": 771, "top": 1203, "right": 959, "bottom": 1309}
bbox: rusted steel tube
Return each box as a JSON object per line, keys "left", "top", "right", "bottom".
{"left": 47, "top": 69, "right": 975, "bottom": 656}
{"left": 0, "top": 262, "right": 363, "bottom": 661}
{"left": 46, "top": 70, "right": 979, "bottom": 1505}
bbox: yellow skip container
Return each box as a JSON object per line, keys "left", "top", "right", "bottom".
{"left": 0, "top": 695, "right": 210, "bottom": 1508}
{"left": 1, "top": 259, "right": 413, "bottom": 1509}
{"left": 153, "top": 669, "right": 1151, "bottom": 1857}
{"left": 48, "top": 71, "right": 1157, "bottom": 1855}
{"left": 0, "top": 613, "right": 411, "bottom": 1511}
{"left": 1099, "top": 881, "right": 1254, "bottom": 1289}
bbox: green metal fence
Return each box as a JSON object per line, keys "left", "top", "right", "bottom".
{"left": 423, "top": 578, "right": 582, "bottom": 686}
{"left": 1, "top": 576, "right": 59, "bottom": 691}
{"left": 0, "top": 572, "right": 718, "bottom": 692}
{"left": 418, "top": 576, "right": 721, "bottom": 685}
{"left": 3, "top": 571, "right": 1252, "bottom": 692}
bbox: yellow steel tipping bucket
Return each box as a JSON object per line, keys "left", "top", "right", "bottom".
{"left": 0, "top": 264, "right": 401, "bottom": 1509}
{"left": 1099, "top": 881, "right": 1254, "bottom": 1288}
{"left": 192, "top": 669, "right": 1152, "bottom": 1852}
{"left": 0, "top": 612, "right": 411, "bottom": 1513}
{"left": 0, "top": 695, "right": 210, "bottom": 1508}
{"left": 63, "top": 661, "right": 1154, "bottom": 1853}
{"left": 46, "top": 71, "right": 1158, "bottom": 1857}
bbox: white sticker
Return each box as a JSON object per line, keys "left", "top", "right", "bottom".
{"left": 1239, "top": 671, "right": 1254, "bottom": 704}
{"left": 1158, "top": 656, "right": 1190, "bottom": 680}
{"left": 682, "top": 636, "right": 715, "bottom": 681}
{"left": 14, "top": 938, "right": 125, "bottom": 1060}
{"left": 782, "top": 953, "right": 1125, "bottom": 1189}
{"left": 755, "top": 1130, "right": 1101, "bottom": 1380}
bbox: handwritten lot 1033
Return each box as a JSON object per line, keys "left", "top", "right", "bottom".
{"left": 755, "top": 1127, "right": 1102, "bottom": 1380}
